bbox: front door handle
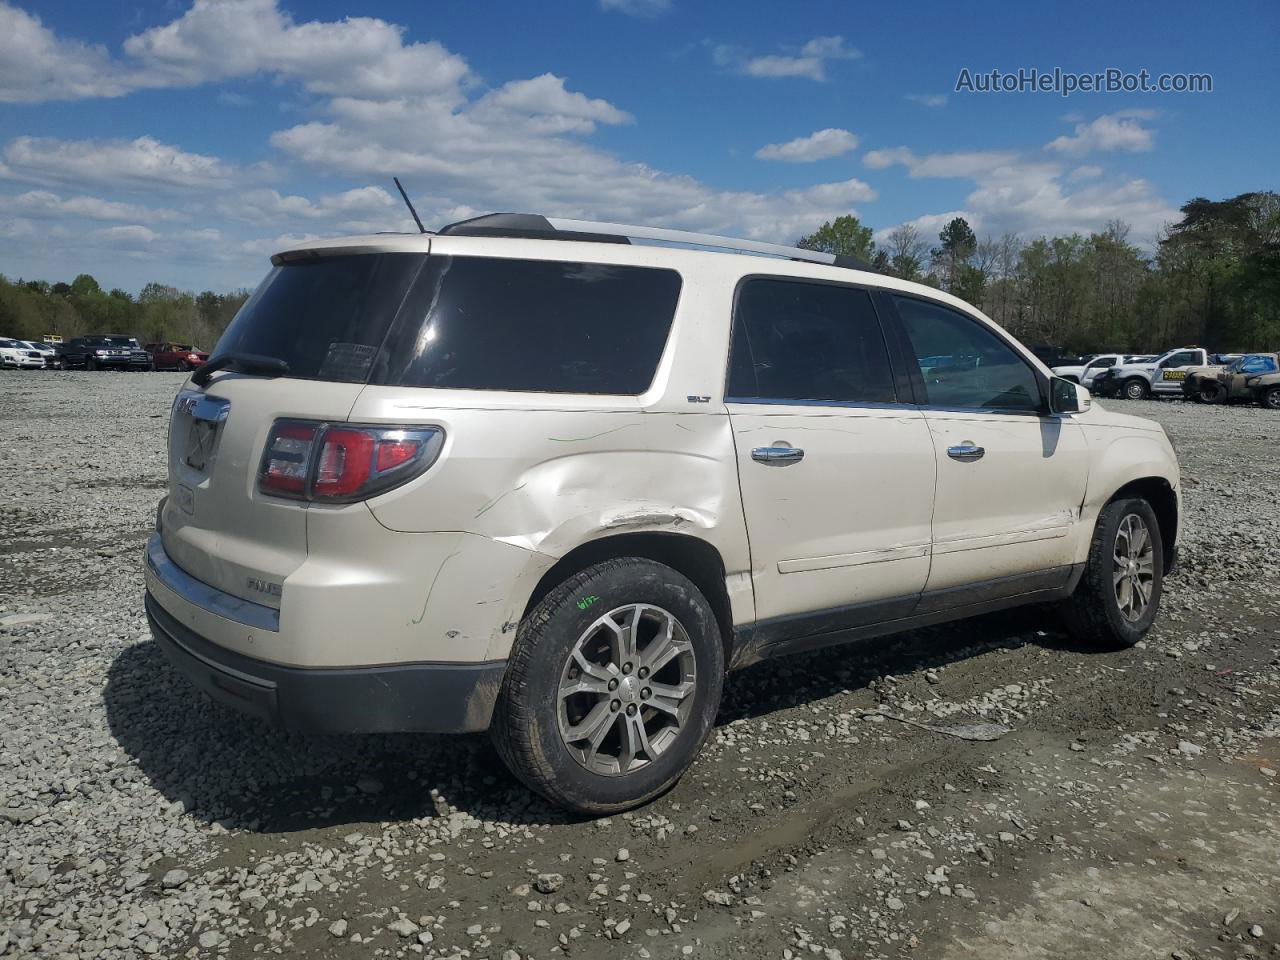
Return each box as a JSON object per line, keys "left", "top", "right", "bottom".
{"left": 947, "top": 442, "right": 985, "bottom": 462}
{"left": 752, "top": 446, "right": 805, "bottom": 465}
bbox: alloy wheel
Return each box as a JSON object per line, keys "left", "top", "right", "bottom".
{"left": 556, "top": 603, "right": 697, "bottom": 776}
{"left": 1113, "top": 513, "right": 1155, "bottom": 622}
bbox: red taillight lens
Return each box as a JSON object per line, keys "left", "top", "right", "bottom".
{"left": 375, "top": 438, "right": 421, "bottom": 472}
{"left": 258, "top": 421, "right": 443, "bottom": 502}
{"left": 260, "top": 423, "right": 317, "bottom": 495}
{"left": 314, "top": 428, "right": 375, "bottom": 498}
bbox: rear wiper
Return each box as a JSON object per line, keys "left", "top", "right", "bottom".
{"left": 191, "top": 352, "right": 290, "bottom": 386}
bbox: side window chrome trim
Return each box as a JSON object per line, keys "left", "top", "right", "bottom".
{"left": 725, "top": 396, "right": 913, "bottom": 411}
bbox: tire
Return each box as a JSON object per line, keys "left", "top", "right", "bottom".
{"left": 491, "top": 557, "right": 725, "bottom": 815}
{"left": 1061, "top": 498, "right": 1163, "bottom": 649}
{"left": 85, "top": 357, "right": 97, "bottom": 371}
{"left": 1122, "top": 377, "right": 1149, "bottom": 400}
{"left": 1262, "top": 386, "right": 1280, "bottom": 410}
{"left": 1198, "top": 381, "right": 1224, "bottom": 405}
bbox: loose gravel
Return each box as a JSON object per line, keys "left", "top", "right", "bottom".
{"left": 2, "top": 371, "right": 1278, "bottom": 960}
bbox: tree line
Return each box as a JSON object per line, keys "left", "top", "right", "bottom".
{"left": 0, "top": 274, "right": 249, "bottom": 348}
{"left": 798, "top": 190, "right": 1280, "bottom": 353}
{"left": 2, "top": 190, "right": 1276, "bottom": 355}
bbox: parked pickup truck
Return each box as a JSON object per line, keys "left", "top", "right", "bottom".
{"left": 1051, "top": 353, "right": 1154, "bottom": 389}
{"left": 1183, "top": 353, "right": 1280, "bottom": 405}
{"left": 1091, "top": 347, "right": 1226, "bottom": 400}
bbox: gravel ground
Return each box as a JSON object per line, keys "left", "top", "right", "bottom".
{"left": 2, "top": 370, "right": 1278, "bottom": 960}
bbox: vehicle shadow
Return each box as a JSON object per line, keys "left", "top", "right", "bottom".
{"left": 103, "top": 605, "right": 1096, "bottom": 833}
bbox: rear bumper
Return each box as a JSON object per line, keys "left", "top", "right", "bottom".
{"left": 145, "top": 592, "right": 505, "bottom": 733}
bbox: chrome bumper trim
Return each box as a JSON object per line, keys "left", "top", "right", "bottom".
{"left": 145, "top": 533, "right": 280, "bottom": 632}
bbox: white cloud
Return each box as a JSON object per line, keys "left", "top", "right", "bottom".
{"left": 756, "top": 128, "right": 859, "bottom": 163}
{"left": 873, "top": 210, "right": 976, "bottom": 244}
{"left": 1068, "top": 164, "right": 1103, "bottom": 181}
{"left": 3, "top": 136, "right": 238, "bottom": 190}
{"left": 221, "top": 186, "right": 398, "bottom": 226}
{"left": 1045, "top": 110, "right": 1157, "bottom": 155}
{"left": 477, "top": 74, "right": 634, "bottom": 132}
{"left": 905, "top": 93, "right": 948, "bottom": 108}
{"left": 0, "top": 189, "right": 182, "bottom": 222}
{"left": 0, "top": 3, "right": 135, "bottom": 103}
{"left": 599, "top": 0, "right": 671, "bottom": 16}
{"left": 864, "top": 147, "right": 1020, "bottom": 178}
{"left": 871, "top": 146, "right": 1176, "bottom": 243}
{"left": 729, "top": 36, "right": 860, "bottom": 82}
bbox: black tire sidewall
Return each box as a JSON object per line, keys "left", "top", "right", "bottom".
{"left": 1124, "top": 378, "right": 1148, "bottom": 400}
{"left": 1089, "top": 498, "right": 1164, "bottom": 645}
{"left": 1264, "top": 387, "right": 1280, "bottom": 410}
{"left": 500, "top": 559, "right": 724, "bottom": 812}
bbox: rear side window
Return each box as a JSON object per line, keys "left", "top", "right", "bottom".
{"left": 375, "top": 257, "right": 681, "bottom": 394}
{"left": 213, "top": 254, "right": 427, "bottom": 383}
{"left": 893, "top": 295, "right": 1042, "bottom": 412}
{"left": 727, "top": 278, "right": 895, "bottom": 404}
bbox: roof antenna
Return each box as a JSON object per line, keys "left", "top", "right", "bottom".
{"left": 393, "top": 177, "right": 427, "bottom": 234}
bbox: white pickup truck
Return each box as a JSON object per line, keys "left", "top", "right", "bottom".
{"left": 1089, "top": 347, "right": 1214, "bottom": 400}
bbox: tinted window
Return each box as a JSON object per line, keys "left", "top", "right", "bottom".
{"left": 212, "top": 254, "right": 426, "bottom": 383}
{"left": 727, "top": 279, "right": 895, "bottom": 403}
{"left": 1088, "top": 356, "right": 1116, "bottom": 369}
{"left": 1163, "top": 351, "right": 1199, "bottom": 367}
{"left": 375, "top": 256, "right": 681, "bottom": 395}
{"left": 894, "top": 296, "right": 1042, "bottom": 412}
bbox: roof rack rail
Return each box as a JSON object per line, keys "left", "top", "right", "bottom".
{"left": 436, "top": 213, "right": 877, "bottom": 272}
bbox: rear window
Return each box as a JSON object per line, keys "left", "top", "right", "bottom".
{"left": 212, "top": 254, "right": 427, "bottom": 383}
{"left": 213, "top": 253, "right": 681, "bottom": 393}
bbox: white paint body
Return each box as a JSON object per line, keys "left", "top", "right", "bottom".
{"left": 146, "top": 232, "right": 1181, "bottom": 670}
{"left": 1107, "top": 347, "right": 1211, "bottom": 396}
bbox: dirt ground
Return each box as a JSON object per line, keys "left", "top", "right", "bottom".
{"left": 1, "top": 371, "right": 1278, "bottom": 960}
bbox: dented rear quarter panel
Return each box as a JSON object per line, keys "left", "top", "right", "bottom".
{"left": 340, "top": 243, "right": 754, "bottom": 660}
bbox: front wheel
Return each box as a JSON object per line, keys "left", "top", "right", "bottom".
{"left": 1261, "top": 386, "right": 1280, "bottom": 410}
{"left": 1122, "top": 377, "right": 1150, "bottom": 400}
{"left": 85, "top": 357, "right": 97, "bottom": 371}
{"left": 491, "top": 558, "right": 725, "bottom": 815}
{"left": 1198, "top": 381, "right": 1224, "bottom": 404}
{"left": 1061, "top": 498, "right": 1163, "bottom": 649}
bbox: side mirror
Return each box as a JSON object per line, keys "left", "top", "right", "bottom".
{"left": 1050, "top": 376, "right": 1090, "bottom": 414}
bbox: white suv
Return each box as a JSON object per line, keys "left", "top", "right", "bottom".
{"left": 143, "top": 214, "right": 1181, "bottom": 813}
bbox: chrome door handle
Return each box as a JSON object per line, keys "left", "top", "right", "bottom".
{"left": 947, "top": 442, "right": 985, "bottom": 462}
{"left": 751, "top": 446, "right": 805, "bottom": 465}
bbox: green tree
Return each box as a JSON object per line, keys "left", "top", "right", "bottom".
{"left": 797, "top": 215, "right": 876, "bottom": 262}
{"left": 932, "top": 217, "right": 977, "bottom": 294}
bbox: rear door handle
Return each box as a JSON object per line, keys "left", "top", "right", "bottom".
{"left": 751, "top": 446, "right": 805, "bottom": 465}
{"left": 947, "top": 442, "right": 985, "bottom": 462}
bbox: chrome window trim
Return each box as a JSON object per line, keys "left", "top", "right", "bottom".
{"left": 145, "top": 534, "right": 280, "bottom": 632}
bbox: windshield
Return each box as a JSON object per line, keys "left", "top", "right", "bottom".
{"left": 106, "top": 336, "right": 139, "bottom": 347}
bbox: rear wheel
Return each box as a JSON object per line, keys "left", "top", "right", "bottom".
{"left": 491, "top": 558, "right": 725, "bottom": 815}
{"left": 1061, "top": 498, "right": 1163, "bottom": 649}
{"left": 1122, "top": 377, "right": 1149, "bottom": 400}
{"left": 1262, "top": 386, "right": 1280, "bottom": 410}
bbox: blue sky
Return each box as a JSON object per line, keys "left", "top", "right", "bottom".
{"left": 1, "top": 0, "right": 1276, "bottom": 293}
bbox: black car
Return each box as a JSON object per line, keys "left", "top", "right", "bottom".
{"left": 56, "top": 335, "right": 152, "bottom": 371}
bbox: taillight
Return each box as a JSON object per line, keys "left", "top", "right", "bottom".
{"left": 258, "top": 421, "right": 443, "bottom": 502}
{"left": 261, "top": 423, "right": 318, "bottom": 496}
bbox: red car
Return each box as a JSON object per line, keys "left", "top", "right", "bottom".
{"left": 146, "top": 342, "right": 209, "bottom": 371}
